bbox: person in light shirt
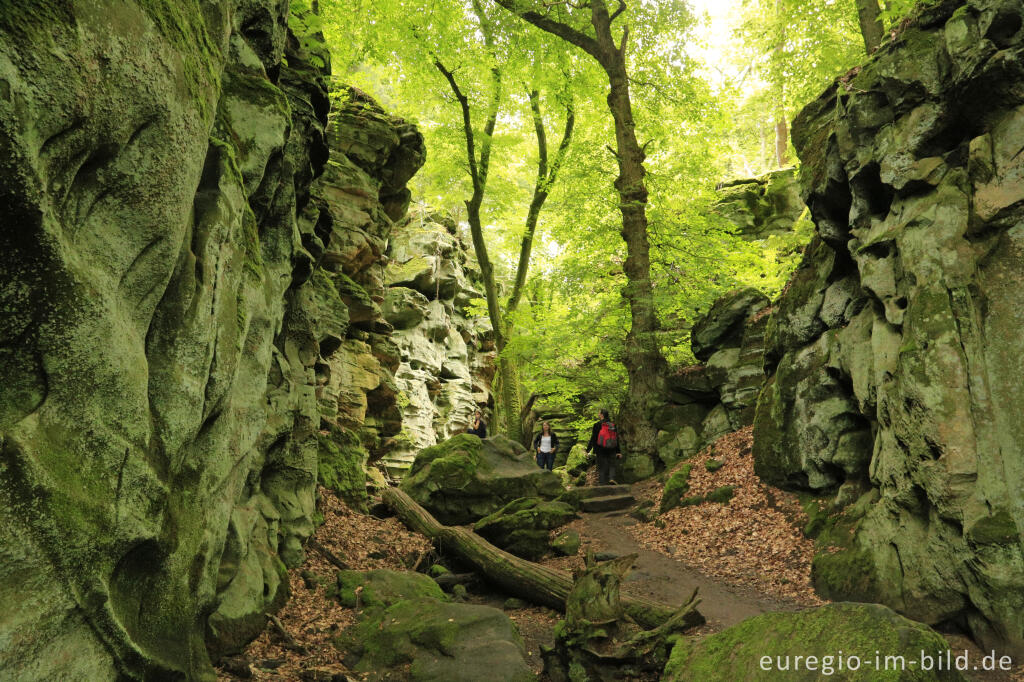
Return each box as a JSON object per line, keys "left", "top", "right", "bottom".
{"left": 533, "top": 421, "right": 559, "bottom": 470}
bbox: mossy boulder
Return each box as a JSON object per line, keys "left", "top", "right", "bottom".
{"left": 474, "top": 497, "right": 578, "bottom": 560}
{"left": 401, "top": 434, "right": 566, "bottom": 525}
{"left": 664, "top": 603, "right": 966, "bottom": 681}
{"left": 565, "top": 443, "right": 591, "bottom": 475}
{"left": 552, "top": 529, "right": 582, "bottom": 557}
{"left": 340, "top": 598, "right": 533, "bottom": 682}
{"left": 660, "top": 464, "right": 693, "bottom": 514}
{"left": 333, "top": 570, "right": 447, "bottom": 609}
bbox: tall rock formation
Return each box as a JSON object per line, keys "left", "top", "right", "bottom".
{"left": 311, "top": 88, "right": 427, "bottom": 504}
{"left": 0, "top": 3, "right": 429, "bottom": 680}
{"left": 753, "top": 0, "right": 1024, "bottom": 656}
{"left": 381, "top": 208, "right": 496, "bottom": 476}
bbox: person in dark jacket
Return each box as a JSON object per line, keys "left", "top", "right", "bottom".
{"left": 467, "top": 410, "right": 487, "bottom": 438}
{"left": 533, "top": 421, "right": 559, "bottom": 470}
{"left": 586, "top": 408, "right": 620, "bottom": 484}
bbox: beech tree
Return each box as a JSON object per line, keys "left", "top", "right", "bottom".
{"left": 488, "top": 0, "right": 677, "bottom": 475}
{"left": 321, "top": 0, "right": 581, "bottom": 441}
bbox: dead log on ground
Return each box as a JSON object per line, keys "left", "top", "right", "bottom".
{"left": 381, "top": 487, "right": 704, "bottom": 630}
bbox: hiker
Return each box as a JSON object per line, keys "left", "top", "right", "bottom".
{"left": 533, "top": 421, "right": 559, "bottom": 470}
{"left": 467, "top": 410, "right": 487, "bottom": 438}
{"left": 586, "top": 408, "right": 620, "bottom": 485}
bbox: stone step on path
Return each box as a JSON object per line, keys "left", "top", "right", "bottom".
{"left": 580, "top": 493, "right": 635, "bottom": 513}
{"left": 573, "top": 484, "right": 631, "bottom": 500}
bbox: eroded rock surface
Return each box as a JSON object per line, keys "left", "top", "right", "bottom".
{"left": 753, "top": 0, "right": 1024, "bottom": 656}
{"left": 654, "top": 287, "right": 771, "bottom": 468}
{"left": 664, "top": 602, "right": 964, "bottom": 681}
{"left": 0, "top": 3, "right": 436, "bottom": 679}
{"left": 715, "top": 168, "right": 805, "bottom": 240}
{"left": 381, "top": 208, "right": 495, "bottom": 477}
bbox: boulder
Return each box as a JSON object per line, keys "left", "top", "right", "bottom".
{"left": 332, "top": 569, "right": 447, "bottom": 608}
{"left": 690, "top": 287, "right": 770, "bottom": 362}
{"left": 714, "top": 168, "right": 805, "bottom": 240}
{"left": 401, "top": 435, "right": 566, "bottom": 525}
{"left": 551, "top": 529, "right": 582, "bottom": 557}
{"left": 660, "top": 464, "right": 693, "bottom": 514}
{"left": 664, "top": 603, "right": 966, "bottom": 681}
{"left": 474, "top": 498, "right": 578, "bottom": 560}
{"left": 340, "top": 598, "right": 533, "bottom": 682}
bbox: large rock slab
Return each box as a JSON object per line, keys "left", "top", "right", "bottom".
{"left": 342, "top": 597, "right": 533, "bottom": 682}
{"left": 754, "top": 0, "right": 1024, "bottom": 658}
{"left": 664, "top": 602, "right": 965, "bottom": 681}
{"left": 690, "top": 287, "right": 770, "bottom": 362}
{"left": 401, "top": 435, "right": 565, "bottom": 525}
{"left": 0, "top": 2, "right": 335, "bottom": 678}
{"left": 0, "top": 3, "right": 435, "bottom": 679}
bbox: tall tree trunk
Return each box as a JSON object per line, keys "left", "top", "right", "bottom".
{"left": 855, "top": 0, "right": 886, "bottom": 53}
{"left": 490, "top": 0, "right": 668, "bottom": 479}
{"left": 600, "top": 47, "right": 666, "bottom": 480}
{"left": 772, "top": 0, "right": 789, "bottom": 168}
{"left": 774, "top": 115, "right": 788, "bottom": 167}
{"left": 435, "top": 0, "right": 524, "bottom": 441}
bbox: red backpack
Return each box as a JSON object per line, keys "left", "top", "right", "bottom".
{"left": 597, "top": 421, "right": 618, "bottom": 449}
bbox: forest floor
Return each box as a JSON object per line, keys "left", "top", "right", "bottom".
{"left": 219, "top": 434, "right": 1024, "bottom": 681}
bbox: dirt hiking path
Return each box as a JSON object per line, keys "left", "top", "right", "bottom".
{"left": 577, "top": 505, "right": 805, "bottom": 630}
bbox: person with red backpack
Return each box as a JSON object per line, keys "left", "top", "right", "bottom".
{"left": 586, "top": 408, "right": 620, "bottom": 485}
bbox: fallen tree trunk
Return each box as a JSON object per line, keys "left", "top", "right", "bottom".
{"left": 381, "top": 487, "right": 704, "bottom": 630}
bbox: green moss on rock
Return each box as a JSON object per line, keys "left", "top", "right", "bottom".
{"left": 474, "top": 497, "right": 578, "bottom": 560}
{"left": 706, "top": 485, "right": 735, "bottom": 504}
{"left": 966, "top": 510, "right": 1020, "bottom": 546}
{"left": 811, "top": 547, "right": 880, "bottom": 603}
{"left": 339, "top": 598, "right": 533, "bottom": 682}
{"left": 333, "top": 570, "right": 446, "bottom": 609}
{"left": 317, "top": 430, "right": 367, "bottom": 511}
{"left": 401, "top": 435, "right": 565, "bottom": 525}
{"left": 660, "top": 464, "right": 693, "bottom": 514}
{"left": 664, "top": 602, "right": 966, "bottom": 681}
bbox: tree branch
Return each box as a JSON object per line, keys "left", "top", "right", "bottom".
{"left": 434, "top": 58, "right": 481, "bottom": 192}
{"left": 609, "top": 0, "right": 626, "bottom": 23}
{"left": 507, "top": 91, "right": 575, "bottom": 314}
{"left": 491, "top": 0, "right": 601, "bottom": 59}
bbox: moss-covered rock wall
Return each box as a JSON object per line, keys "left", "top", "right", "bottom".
{"left": 0, "top": 3, "right": 432, "bottom": 679}
{"left": 753, "top": 0, "right": 1024, "bottom": 657}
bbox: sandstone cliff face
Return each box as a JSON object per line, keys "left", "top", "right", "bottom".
{"left": 0, "top": 4, "right": 426, "bottom": 679}
{"left": 311, "top": 90, "right": 428, "bottom": 503}
{"left": 655, "top": 288, "right": 772, "bottom": 467}
{"left": 753, "top": 0, "right": 1024, "bottom": 655}
{"left": 381, "top": 208, "right": 495, "bottom": 477}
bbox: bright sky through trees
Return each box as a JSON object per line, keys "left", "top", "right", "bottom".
{"left": 688, "top": 0, "right": 746, "bottom": 89}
